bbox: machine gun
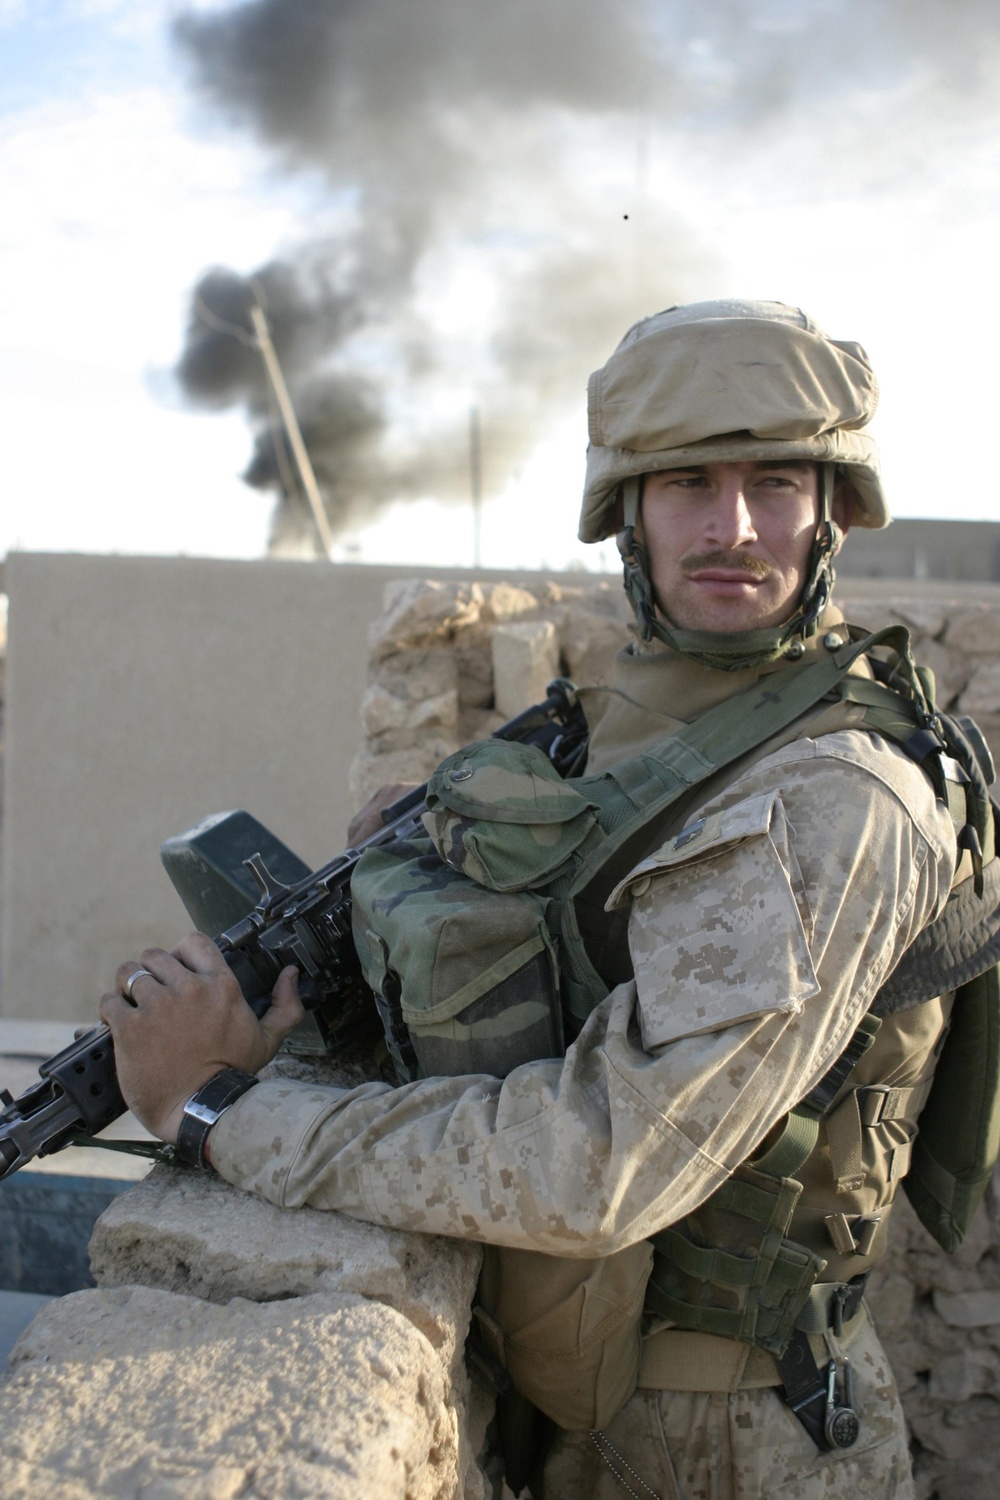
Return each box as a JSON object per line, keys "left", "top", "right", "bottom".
{"left": 0, "top": 680, "right": 587, "bottom": 1181}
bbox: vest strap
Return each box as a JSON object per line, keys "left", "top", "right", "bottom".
{"left": 825, "top": 1091, "right": 866, "bottom": 1194}
{"left": 824, "top": 1081, "right": 926, "bottom": 1195}
{"left": 748, "top": 1107, "right": 821, "bottom": 1182}
{"left": 857, "top": 1083, "right": 921, "bottom": 1127}
{"left": 795, "top": 1274, "right": 869, "bottom": 1334}
{"left": 636, "top": 1299, "right": 869, "bottom": 1392}
{"left": 575, "top": 630, "right": 898, "bottom": 900}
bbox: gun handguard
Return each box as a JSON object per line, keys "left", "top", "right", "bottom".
{"left": 0, "top": 1028, "right": 125, "bottom": 1179}
{"left": 0, "top": 680, "right": 587, "bottom": 1180}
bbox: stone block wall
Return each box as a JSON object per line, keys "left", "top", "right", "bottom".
{"left": 351, "top": 578, "right": 1000, "bottom": 807}
{"left": 349, "top": 577, "right": 632, "bottom": 809}
{"left": 3, "top": 575, "right": 1000, "bottom": 1498}
{"left": 0, "top": 1054, "right": 493, "bottom": 1500}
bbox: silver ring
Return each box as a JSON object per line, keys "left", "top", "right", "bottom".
{"left": 124, "top": 966, "right": 154, "bottom": 1000}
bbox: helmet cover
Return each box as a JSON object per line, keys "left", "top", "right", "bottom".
{"left": 580, "top": 299, "right": 888, "bottom": 543}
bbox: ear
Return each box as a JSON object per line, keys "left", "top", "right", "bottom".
{"left": 830, "top": 478, "right": 856, "bottom": 551}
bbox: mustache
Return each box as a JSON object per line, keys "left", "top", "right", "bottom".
{"left": 681, "top": 550, "right": 773, "bottom": 581}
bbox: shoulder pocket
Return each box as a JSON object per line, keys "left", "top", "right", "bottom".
{"left": 607, "top": 790, "right": 820, "bottom": 1049}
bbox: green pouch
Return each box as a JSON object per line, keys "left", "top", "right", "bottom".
{"left": 904, "top": 964, "right": 1000, "bottom": 1252}
{"left": 351, "top": 832, "right": 564, "bottom": 1080}
{"left": 423, "top": 739, "right": 602, "bottom": 891}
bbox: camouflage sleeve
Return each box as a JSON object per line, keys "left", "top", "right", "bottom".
{"left": 208, "top": 732, "right": 956, "bottom": 1254}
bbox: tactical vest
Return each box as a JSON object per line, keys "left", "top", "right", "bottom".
{"left": 637, "top": 670, "right": 1000, "bottom": 1364}
{"left": 351, "top": 625, "right": 1000, "bottom": 1429}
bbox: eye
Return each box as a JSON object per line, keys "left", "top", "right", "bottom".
{"left": 755, "top": 473, "right": 800, "bottom": 493}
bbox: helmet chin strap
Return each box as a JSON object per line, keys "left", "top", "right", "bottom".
{"left": 616, "top": 465, "right": 842, "bottom": 671}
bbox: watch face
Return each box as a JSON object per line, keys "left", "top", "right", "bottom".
{"left": 178, "top": 1070, "right": 260, "bottom": 1169}
{"left": 185, "top": 1098, "right": 223, "bottom": 1127}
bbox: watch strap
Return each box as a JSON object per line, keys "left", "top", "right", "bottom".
{"left": 176, "top": 1067, "right": 260, "bottom": 1170}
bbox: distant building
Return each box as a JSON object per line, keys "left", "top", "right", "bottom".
{"left": 839, "top": 520, "right": 1000, "bottom": 582}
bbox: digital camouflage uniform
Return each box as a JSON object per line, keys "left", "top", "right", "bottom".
{"left": 208, "top": 654, "right": 954, "bottom": 1497}
{"left": 207, "top": 304, "right": 963, "bottom": 1497}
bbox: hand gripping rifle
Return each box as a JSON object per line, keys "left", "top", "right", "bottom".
{"left": 0, "top": 681, "right": 587, "bottom": 1181}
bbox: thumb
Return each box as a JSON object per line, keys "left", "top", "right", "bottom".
{"left": 260, "top": 966, "right": 306, "bottom": 1048}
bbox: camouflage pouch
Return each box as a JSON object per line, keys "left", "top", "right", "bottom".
{"left": 422, "top": 739, "right": 603, "bottom": 892}
{"left": 351, "top": 740, "right": 601, "bottom": 1081}
{"left": 352, "top": 834, "right": 564, "bottom": 1080}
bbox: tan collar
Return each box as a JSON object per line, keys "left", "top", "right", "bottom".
{"left": 583, "top": 605, "right": 858, "bottom": 776}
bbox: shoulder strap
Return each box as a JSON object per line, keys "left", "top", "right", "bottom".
{"left": 572, "top": 626, "right": 913, "bottom": 896}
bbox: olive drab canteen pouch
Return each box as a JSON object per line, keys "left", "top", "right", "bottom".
{"left": 350, "top": 740, "right": 606, "bottom": 1082}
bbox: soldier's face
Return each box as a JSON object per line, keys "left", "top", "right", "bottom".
{"left": 639, "top": 461, "right": 843, "bottom": 635}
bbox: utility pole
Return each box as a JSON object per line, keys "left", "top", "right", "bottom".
{"left": 247, "top": 300, "right": 335, "bottom": 559}
{"left": 470, "top": 403, "right": 482, "bottom": 569}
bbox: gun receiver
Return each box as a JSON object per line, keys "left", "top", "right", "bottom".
{"left": 0, "top": 680, "right": 587, "bottom": 1180}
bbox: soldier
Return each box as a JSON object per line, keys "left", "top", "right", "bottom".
{"left": 101, "top": 301, "right": 997, "bottom": 1499}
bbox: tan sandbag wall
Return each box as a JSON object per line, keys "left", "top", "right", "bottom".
{"left": 2, "top": 577, "right": 1000, "bottom": 1498}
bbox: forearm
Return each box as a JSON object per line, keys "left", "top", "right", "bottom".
{"left": 206, "top": 938, "right": 892, "bottom": 1256}
{"left": 207, "top": 981, "right": 729, "bottom": 1253}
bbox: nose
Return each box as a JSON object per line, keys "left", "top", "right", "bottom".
{"left": 703, "top": 476, "right": 758, "bottom": 550}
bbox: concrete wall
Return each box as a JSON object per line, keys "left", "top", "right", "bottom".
{"left": 0, "top": 553, "right": 600, "bottom": 1023}
{"left": 835, "top": 517, "right": 1000, "bottom": 582}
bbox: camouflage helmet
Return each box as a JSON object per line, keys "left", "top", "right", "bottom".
{"left": 579, "top": 299, "right": 889, "bottom": 544}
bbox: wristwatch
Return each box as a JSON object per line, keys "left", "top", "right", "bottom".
{"left": 175, "top": 1068, "right": 260, "bottom": 1170}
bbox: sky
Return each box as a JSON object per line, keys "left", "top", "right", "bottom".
{"left": 2, "top": 0, "right": 999, "bottom": 573}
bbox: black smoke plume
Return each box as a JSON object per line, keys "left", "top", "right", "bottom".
{"left": 171, "top": 0, "right": 1000, "bottom": 551}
